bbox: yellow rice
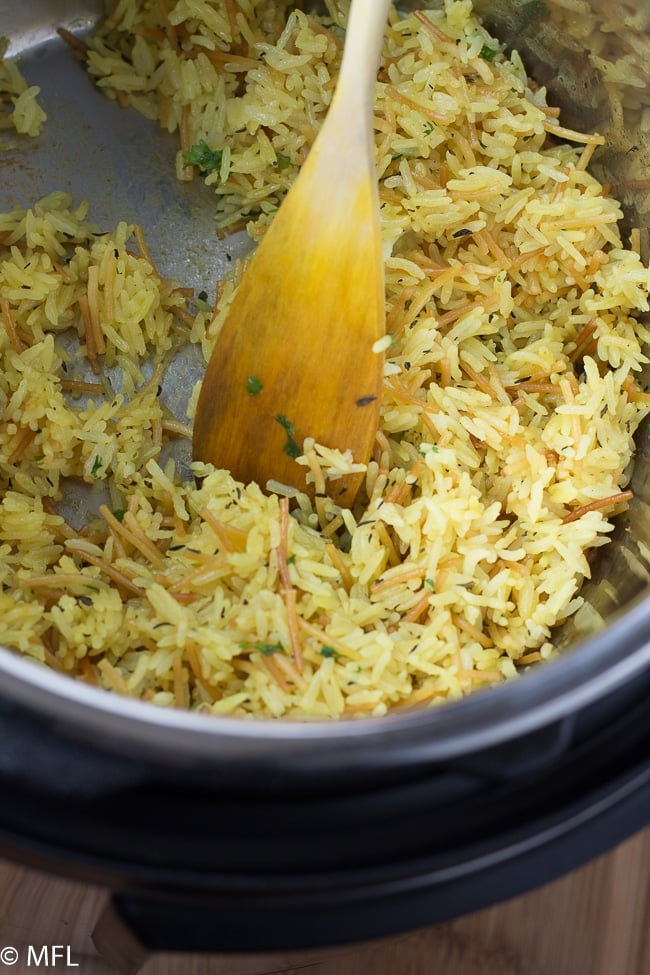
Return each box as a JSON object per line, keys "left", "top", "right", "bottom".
{"left": 1, "top": 0, "right": 650, "bottom": 719}
{"left": 0, "top": 37, "right": 46, "bottom": 139}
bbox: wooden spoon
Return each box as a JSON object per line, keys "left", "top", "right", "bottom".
{"left": 192, "top": 0, "right": 391, "bottom": 506}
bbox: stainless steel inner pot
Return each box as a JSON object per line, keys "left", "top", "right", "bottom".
{"left": 1, "top": 0, "right": 650, "bottom": 780}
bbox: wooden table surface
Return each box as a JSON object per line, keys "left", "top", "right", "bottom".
{"left": 2, "top": 826, "right": 649, "bottom": 974}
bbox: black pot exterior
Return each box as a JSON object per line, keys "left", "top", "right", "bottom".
{"left": 0, "top": 655, "right": 649, "bottom": 960}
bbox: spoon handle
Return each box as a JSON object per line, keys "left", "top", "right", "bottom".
{"left": 329, "top": 0, "right": 392, "bottom": 119}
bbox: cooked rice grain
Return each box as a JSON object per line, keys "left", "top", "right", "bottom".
{"left": 0, "top": 39, "right": 46, "bottom": 138}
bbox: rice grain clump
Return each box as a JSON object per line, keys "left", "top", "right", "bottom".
{"left": 2, "top": 0, "right": 650, "bottom": 719}
{"left": 0, "top": 38, "right": 46, "bottom": 139}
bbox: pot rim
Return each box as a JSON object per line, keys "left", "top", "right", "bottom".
{"left": 1, "top": 588, "right": 650, "bottom": 772}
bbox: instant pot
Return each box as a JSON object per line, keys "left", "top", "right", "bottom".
{"left": 1, "top": 2, "right": 649, "bottom": 972}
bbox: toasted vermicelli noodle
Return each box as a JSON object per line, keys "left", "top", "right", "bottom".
{"left": 1, "top": 0, "right": 650, "bottom": 718}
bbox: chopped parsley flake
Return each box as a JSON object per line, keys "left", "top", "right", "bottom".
{"left": 246, "top": 375, "right": 264, "bottom": 396}
{"left": 479, "top": 44, "right": 497, "bottom": 61}
{"left": 423, "top": 121, "right": 435, "bottom": 136}
{"left": 197, "top": 290, "right": 208, "bottom": 302}
{"left": 275, "top": 414, "right": 301, "bottom": 459}
{"left": 91, "top": 456, "right": 103, "bottom": 477}
{"left": 391, "top": 148, "right": 419, "bottom": 160}
{"left": 425, "top": 578, "right": 436, "bottom": 590}
{"left": 276, "top": 153, "right": 291, "bottom": 170}
{"left": 275, "top": 413, "right": 295, "bottom": 435}
{"left": 240, "top": 641, "right": 284, "bottom": 656}
{"left": 321, "top": 645, "right": 340, "bottom": 659}
{"left": 183, "top": 140, "right": 223, "bottom": 174}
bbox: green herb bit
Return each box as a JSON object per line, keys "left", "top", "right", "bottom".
{"left": 425, "top": 578, "right": 436, "bottom": 590}
{"left": 419, "top": 444, "right": 440, "bottom": 456}
{"left": 283, "top": 439, "right": 301, "bottom": 459}
{"left": 275, "top": 413, "right": 295, "bottom": 435}
{"left": 423, "top": 121, "right": 435, "bottom": 136}
{"left": 276, "top": 153, "right": 291, "bottom": 170}
{"left": 183, "top": 140, "right": 224, "bottom": 174}
{"left": 287, "top": 554, "right": 297, "bottom": 565}
{"left": 479, "top": 44, "right": 497, "bottom": 61}
{"left": 112, "top": 508, "right": 126, "bottom": 522}
{"left": 240, "top": 641, "right": 284, "bottom": 656}
{"left": 321, "top": 645, "right": 340, "bottom": 660}
{"left": 197, "top": 290, "right": 208, "bottom": 302}
{"left": 391, "top": 148, "right": 419, "bottom": 160}
{"left": 91, "top": 456, "right": 103, "bottom": 477}
{"left": 275, "top": 414, "right": 301, "bottom": 459}
{"left": 246, "top": 375, "right": 264, "bottom": 397}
